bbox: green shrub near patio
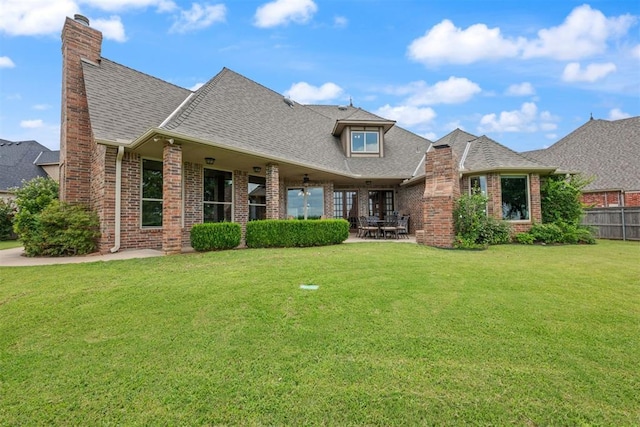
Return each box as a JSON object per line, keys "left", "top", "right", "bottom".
{"left": 246, "top": 218, "right": 349, "bottom": 248}
{"left": 190, "top": 222, "right": 242, "bottom": 251}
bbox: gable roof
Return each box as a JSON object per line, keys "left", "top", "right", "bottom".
{"left": 0, "top": 139, "right": 54, "bottom": 191}
{"left": 82, "top": 60, "right": 430, "bottom": 179}
{"left": 522, "top": 117, "right": 640, "bottom": 191}
{"left": 425, "top": 128, "right": 554, "bottom": 175}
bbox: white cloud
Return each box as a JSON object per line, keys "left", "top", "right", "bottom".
{"left": 20, "top": 119, "right": 44, "bottom": 128}
{"left": 92, "top": 15, "right": 126, "bottom": 41}
{"left": 523, "top": 4, "right": 636, "bottom": 60}
{"left": 562, "top": 62, "right": 617, "bottom": 82}
{"left": 375, "top": 105, "right": 436, "bottom": 127}
{"left": 170, "top": 3, "right": 226, "bottom": 33}
{"left": 407, "top": 5, "right": 636, "bottom": 65}
{"left": 33, "top": 104, "right": 51, "bottom": 110}
{"left": 540, "top": 122, "right": 557, "bottom": 131}
{"left": 254, "top": 0, "right": 317, "bottom": 28}
{"left": 190, "top": 82, "right": 205, "bottom": 91}
{"left": 632, "top": 45, "right": 640, "bottom": 59}
{"left": 82, "top": 0, "right": 176, "bottom": 12}
{"left": 284, "top": 81, "right": 343, "bottom": 104}
{"left": 0, "top": 56, "right": 15, "bottom": 68}
{"left": 545, "top": 134, "right": 557, "bottom": 141}
{"left": 505, "top": 82, "right": 534, "bottom": 96}
{"left": 0, "top": 0, "right": 78, "bottom": 36}
{"left": 408, "top": 19, "right": 523, "bottom": 65}
{"left": 608, "top": 108, "right": 631, "bottom": 120}
{"left": 478, "top": 102, "right": 539, "bottom": 133}
{"left": 334, "top": 15, "right": 347, "bottom": 28}
{"left": 387, "top": 77, "right": 481, "bottom": 106}
{"left": 423, "top": 132, "right": 438, "bottom": 141}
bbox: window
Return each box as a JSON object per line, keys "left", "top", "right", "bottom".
{"left": 470, "top": 176, "right": 487, "bottom": 196}
{"left": 351, "top": 131, "right": 379, "bottom": 153}
{"left": 248, "top": 176, "right": 266, "bottom": 221}
{"left": 142, "top": 159, "right": 163, "bottom": 227}
{"left": 287, "top": 187, "right": 324, "bottom": 219}
{"left": 368, "top": 190, "right": 394, "bottom": 219}
{"left": 204, "top": 169, "right": 232, "bottom": 222}
{"left": 501, "top": 175, "right": 529, "bottom": 220}
{"left": 333, "top": 190, "right": 358, "bottom": 228}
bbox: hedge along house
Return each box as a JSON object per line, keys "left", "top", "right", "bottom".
{"left": 60, "top": 15, "right": 556, "bottom": 253}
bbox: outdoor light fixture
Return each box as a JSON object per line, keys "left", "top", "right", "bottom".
{"left": 303, "top": 174, "right": 310, "bottom": 184}
{"left": 205, "top": 157, "right": 215, "bottom": 165}
{"left": 253, "top": 166, "right": 262, "bottom": 173}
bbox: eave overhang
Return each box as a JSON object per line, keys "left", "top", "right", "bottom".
{"left": 332, "top": 119, "right": 396, "bottom": 137}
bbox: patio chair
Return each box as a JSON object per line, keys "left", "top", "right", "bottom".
{"left": 380, "top": 216, "right": 399, "bottom": 239}
{"left": 359, "top": 216, "right": 378, "bottom": 238}
{"left": 396, "top": 216, "right": 409, "bottom": 239}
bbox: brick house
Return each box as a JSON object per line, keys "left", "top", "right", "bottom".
{"left": 0, "top": 139, "right": 59, "bottom": 202}
{"left": 60, "top": 15, "right": 556, "bottom": 253}
{"left": 523, "top": 116, "right": 640, "bottom": 208}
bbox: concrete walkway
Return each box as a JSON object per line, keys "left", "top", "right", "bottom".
{"left": 0, "top": 235, "right": 416, "bottom": 267}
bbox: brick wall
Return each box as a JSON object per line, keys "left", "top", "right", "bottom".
{"left": 234, "top": 170, "right": 249, "bottom": 244}
{"left": 625, "top": 191, "right": 640, "bottom": 207}
{"left": 266, "top": 164, "right": 280, "bottom": 219}
{"left": 422, "top": 145, "right": 459, "bottom": 248}
{"left": 183, "top": 162, "right": 203, "bottom": 244}
{"left": 162, "top": 142, "right": 183, "bottom": 254}
{"left": 397, "top": 181, "right": 424, "bottom": 234}
{"left": 60, "top": 16, "right": 102, "bottom": 206}
{"left": 582, "top": 191, "right": 623, "bottom": 207}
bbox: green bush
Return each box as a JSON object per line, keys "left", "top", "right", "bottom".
{"left": 557, "top": 222, "right": 597, "bottom": 245}
{"left": 0, "top": 199, "right": 16, "bottom": 240}
{"left": 541, "top": 174, "right": 589, "bottom": 226}
{"left": 515, "top": 232, "right": 535, "bottom": 245}
{"left": 21, "top": 201, "right": 100, "bottom": 257}
{"left": 190, "top": 223, "right": 241, "bottom": 251}
{"left": 454, "top": 194, "right": 511, "bottom": 248}
{"left": 529, "top": 223, "right": 563, "bottom": 244}
{"left": 246, "top": 219, "right": 349, "bottom": 248}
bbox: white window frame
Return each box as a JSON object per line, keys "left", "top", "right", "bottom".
{"left": 351, "top": 130, "right": 380, "bottom": 153}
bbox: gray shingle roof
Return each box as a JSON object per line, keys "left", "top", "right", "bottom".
{"left": 82, "top": 58, "right": 191, "bottom": 142}
{"left": 522, "top": 117, "right": 640, "bottom": 191}
{"left": 0, "top": 139, "right": 51, "bottom": 191}
{"left": 424, "top": 129, "right": 554, "bottom": 175}
{"left": 35, "top": 150, "right": 60, "bottom": 165}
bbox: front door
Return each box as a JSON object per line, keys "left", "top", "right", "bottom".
{"left": 333, "top": 190, "right": 358, "bottom": 229}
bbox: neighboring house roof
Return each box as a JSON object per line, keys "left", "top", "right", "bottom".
{"left": 522, "top": 117, "right": 640, "bottom": 191}
{"left": 35, "top": 150, "right": 61, "bottom": 165}
{"left": 0, "top": 139, "right": 57, "bottom": 191}
{"left": 81, "top": 60, "right": 429, "bottom": 179}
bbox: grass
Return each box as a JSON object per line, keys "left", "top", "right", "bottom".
{"left": 0, "top": 240, "right": 21, "bottom": 250}
{"left": 1, "top": 240, "right": 638, "bottom": 425}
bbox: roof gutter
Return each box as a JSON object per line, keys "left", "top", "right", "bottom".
{"left": 110, "top": 145, "right": 125, "bottom": 253}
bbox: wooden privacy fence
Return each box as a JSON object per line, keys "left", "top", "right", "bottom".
{"left": 582, "top": 207, "right": 640, "bottom": 241}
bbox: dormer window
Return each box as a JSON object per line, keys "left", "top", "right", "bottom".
{"left": 351, "top": 131, "right": 379, "bottom": 153}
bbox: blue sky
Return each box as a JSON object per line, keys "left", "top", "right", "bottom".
{"left": 0, "top": 0, "right": 638, "bottom": 152}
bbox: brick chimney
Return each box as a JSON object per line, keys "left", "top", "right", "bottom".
{"left": 421, "top": 144, "right": 460, "bottom": 248}
{"left": 60, "top": 14, "right": 102, "bottom": 205}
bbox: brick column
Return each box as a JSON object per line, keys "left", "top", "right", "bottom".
{"left": 529, "top": 174, "right": 542, "bottom": 224}
{"left": 266, "top": 163, "right": 280, "bottom": 219}
{"left": 422, "top": 144, "right": 460, "bottom": 248}
{"left": 162, "top": 142, "right": 182, "bottom": 254}
{"left": 234, "top": 170, "right": 249, "bottom": 246}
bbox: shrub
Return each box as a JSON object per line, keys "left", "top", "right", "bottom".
{"left": 246, "top": 219, "right": 349, "bottom": 248}
{"left": 529, "top": 223, "right": 563, "bottom": 244}
{"left": 454, "top": 194, "right": 511, "bottom": 248}
{"left": 21, "top": 201, "right": 100, "bottom": 257}
{"left": 0, "top": 199, "right": 16, "bottom": 240}
{"left": 557, "top": 222, "right": 596, "bottom": 245}
{"left": 13, "top": 177, "right": 60, "bottom": 249}
{"left": 190, "top": 223, "right": 241, "bottom": 251}
{"left": 515, "top": 232, "right": 535, "bottom": 245}
{"left": 541, "top": 174, "right": 591, "bottom": 226}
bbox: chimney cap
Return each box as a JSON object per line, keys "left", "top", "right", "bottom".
{"left": 74, "top": 14, "right": 90, "bottom": 26}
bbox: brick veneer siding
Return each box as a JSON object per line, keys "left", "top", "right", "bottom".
{"left": 397, "top": 181, "right": 424, "bottom": 234}
{"left": 582, "top": 191, "right": 624, "bottom": 207}
{"left": 94, "top": 146, "right": 117, "bottom": 253}
{"left": 60, "top": 16, "right": 102, "bottom": 205}
{"left": 624, "top": 191, "right": 640, "bottom": 207}
{"left": 162, "top": 143, "right": 183, "bottom": 254}
{"left": 266, "top": 164, "right": 280, "bottom": 219}
{"left": 183, "top": 162, "right": 203, "bottom": 245}
{"left": 422, "top": 145, "right": 460, "bottom": 248}
{"left": 234, "top": 170, "right": 249, "bottom": 245}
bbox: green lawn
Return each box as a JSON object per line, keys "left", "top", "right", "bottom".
{"left": 1, "top": 240, "right": 638, "bottom": 425}
{"left": 0, "top": 240, "right": 21, "bottom": 250}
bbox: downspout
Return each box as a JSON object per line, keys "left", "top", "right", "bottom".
{"left": 110, "top": 146, "right": 124, "bottom": 253}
